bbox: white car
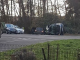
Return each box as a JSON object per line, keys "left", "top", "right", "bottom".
{"left": 14, "top": 25, "right": 24, "bottom": 34}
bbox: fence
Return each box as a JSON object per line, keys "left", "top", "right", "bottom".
{"left": 0, "top": 44, "right": 80, "bottom": 60}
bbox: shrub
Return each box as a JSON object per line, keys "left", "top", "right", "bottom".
{"left": 11, "top": 49, "right": 36, "bottom": 60}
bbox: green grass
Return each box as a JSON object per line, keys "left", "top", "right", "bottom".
{"left": 0, "top": 39, "right": 80, "bottom": 60}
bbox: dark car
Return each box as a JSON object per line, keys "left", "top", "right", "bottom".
{"left": 2, "top": 24, "right": 16, "bottom": 34}
{"left": 31, "top": 27, "right": 36, "bottom": 34}
{"left": 45, "top": 23, "right": 64, "bottom": 35}
{"left": 34, "top": 27, "right": 44, "bottom": 34}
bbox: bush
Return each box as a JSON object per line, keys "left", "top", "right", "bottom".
{"left": 11, "top": 49, "right": 36, "bottom": 60}
{"left": 64, "top": 27, "right": 76, "bottom": 34}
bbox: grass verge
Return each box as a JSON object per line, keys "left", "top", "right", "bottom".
{"left": 0, "top": 39, "right": 80, "bottom": 60}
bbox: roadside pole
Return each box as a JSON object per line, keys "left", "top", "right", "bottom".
{"left": 0, "top": 22, "right": 1, "bottom": 38}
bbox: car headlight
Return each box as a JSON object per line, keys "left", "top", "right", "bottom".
{"left": 22, "top": 30, "right": 24, "bottom": 32}
{"left": 15, "top": 29, "right": 17, "bottom": 31}
{"left": 6, "top": 28, "right": 10, "bottom": 30}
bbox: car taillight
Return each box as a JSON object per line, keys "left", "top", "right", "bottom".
{"left": 41, "top": 31, "right": 44, "bottom": 32}
{"left": 35, "top": 30, "right": 37, "bottom": 31}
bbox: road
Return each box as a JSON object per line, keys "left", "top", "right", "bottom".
{"left": 0, "top": 34, "right": 80, "bottom": 51}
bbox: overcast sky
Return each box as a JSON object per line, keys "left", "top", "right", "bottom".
{"left": 51, "top": 0, "right": 65, "bottom": 16}
{"left": 5, "top": 0, "right": 65, "bottom": 16}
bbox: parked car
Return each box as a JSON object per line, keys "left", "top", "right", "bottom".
{"left": 2, "top": 24, "right": 24, "bottom": 34}
{"left": 3, "top": 24, "right": 16, "bottom": 34}
{"left": 31, "top": 27, "right": 36, "bottom": 34}
{"left": 45, "top": 23, "right": 64, "bottom": 35}
{"left": 34, "top": 27, "right": 44, "bottom": 34}
{"left": 14, "top": 25, "right": 24, "bottom": 34}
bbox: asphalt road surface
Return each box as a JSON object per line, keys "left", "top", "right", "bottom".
{"left": 0, "top": 34, "right": 80, "bottom": 51}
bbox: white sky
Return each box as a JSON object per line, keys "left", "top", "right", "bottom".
{"left": 4, "top": 1, "right": 19, "bottom": 16}
{"left": 51, "top": 0, "right": 65, "bottom": 16}
{"left": 5, "top": 0, "right": 65, "bottom": 16}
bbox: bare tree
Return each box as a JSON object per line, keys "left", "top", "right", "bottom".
{"left": 42, "top": 0, "right": 46, "bottom": 16}
{"left": 54, "top": 0, "right": 57, "bottom": 14}
{"left": 57, "top": 0, "right": 61, "bottom": 17}
{"left": 1, "top": 0, "right": 5, "bottom": 22}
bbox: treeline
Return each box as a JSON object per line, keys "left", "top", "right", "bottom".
{"left": 0, "top": 0, "right": 80, "bottom": 34}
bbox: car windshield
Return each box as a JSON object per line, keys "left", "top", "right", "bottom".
{"left": 14, "top": 25, "right": 20, "bottom": 29}
{"left": 5, "top": 24, "right": 14, "bottom": 28}
{"left": 36, "top": 27, "right": 43, "bottom": 31}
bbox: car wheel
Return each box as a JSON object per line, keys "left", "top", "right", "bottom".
{"left": 15, "top": 31, "right": 18, "bottom": 34}
{"left": 6, "top": 31, "right": 11, "bottom": 34}
{"left": 1, "top": 31, "right": 3, "bottom": 34}
{"left": 6, "top": 31, "right": 8, "bottom": 34}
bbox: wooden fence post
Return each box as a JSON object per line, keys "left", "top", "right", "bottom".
{"left": 47, "top": 43, "right": 50, "bottom": 60}
{"left": 56, "top": 44, "right": 59, "bottom": 60}
{"left": 42, "top": 48, "right": 46, "bottom": 60}
{"left": 10, "top": 55, "right": 16, "bottom": 60}
{"left": 78, "top": 52, "right": 80, "bottom": 60}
